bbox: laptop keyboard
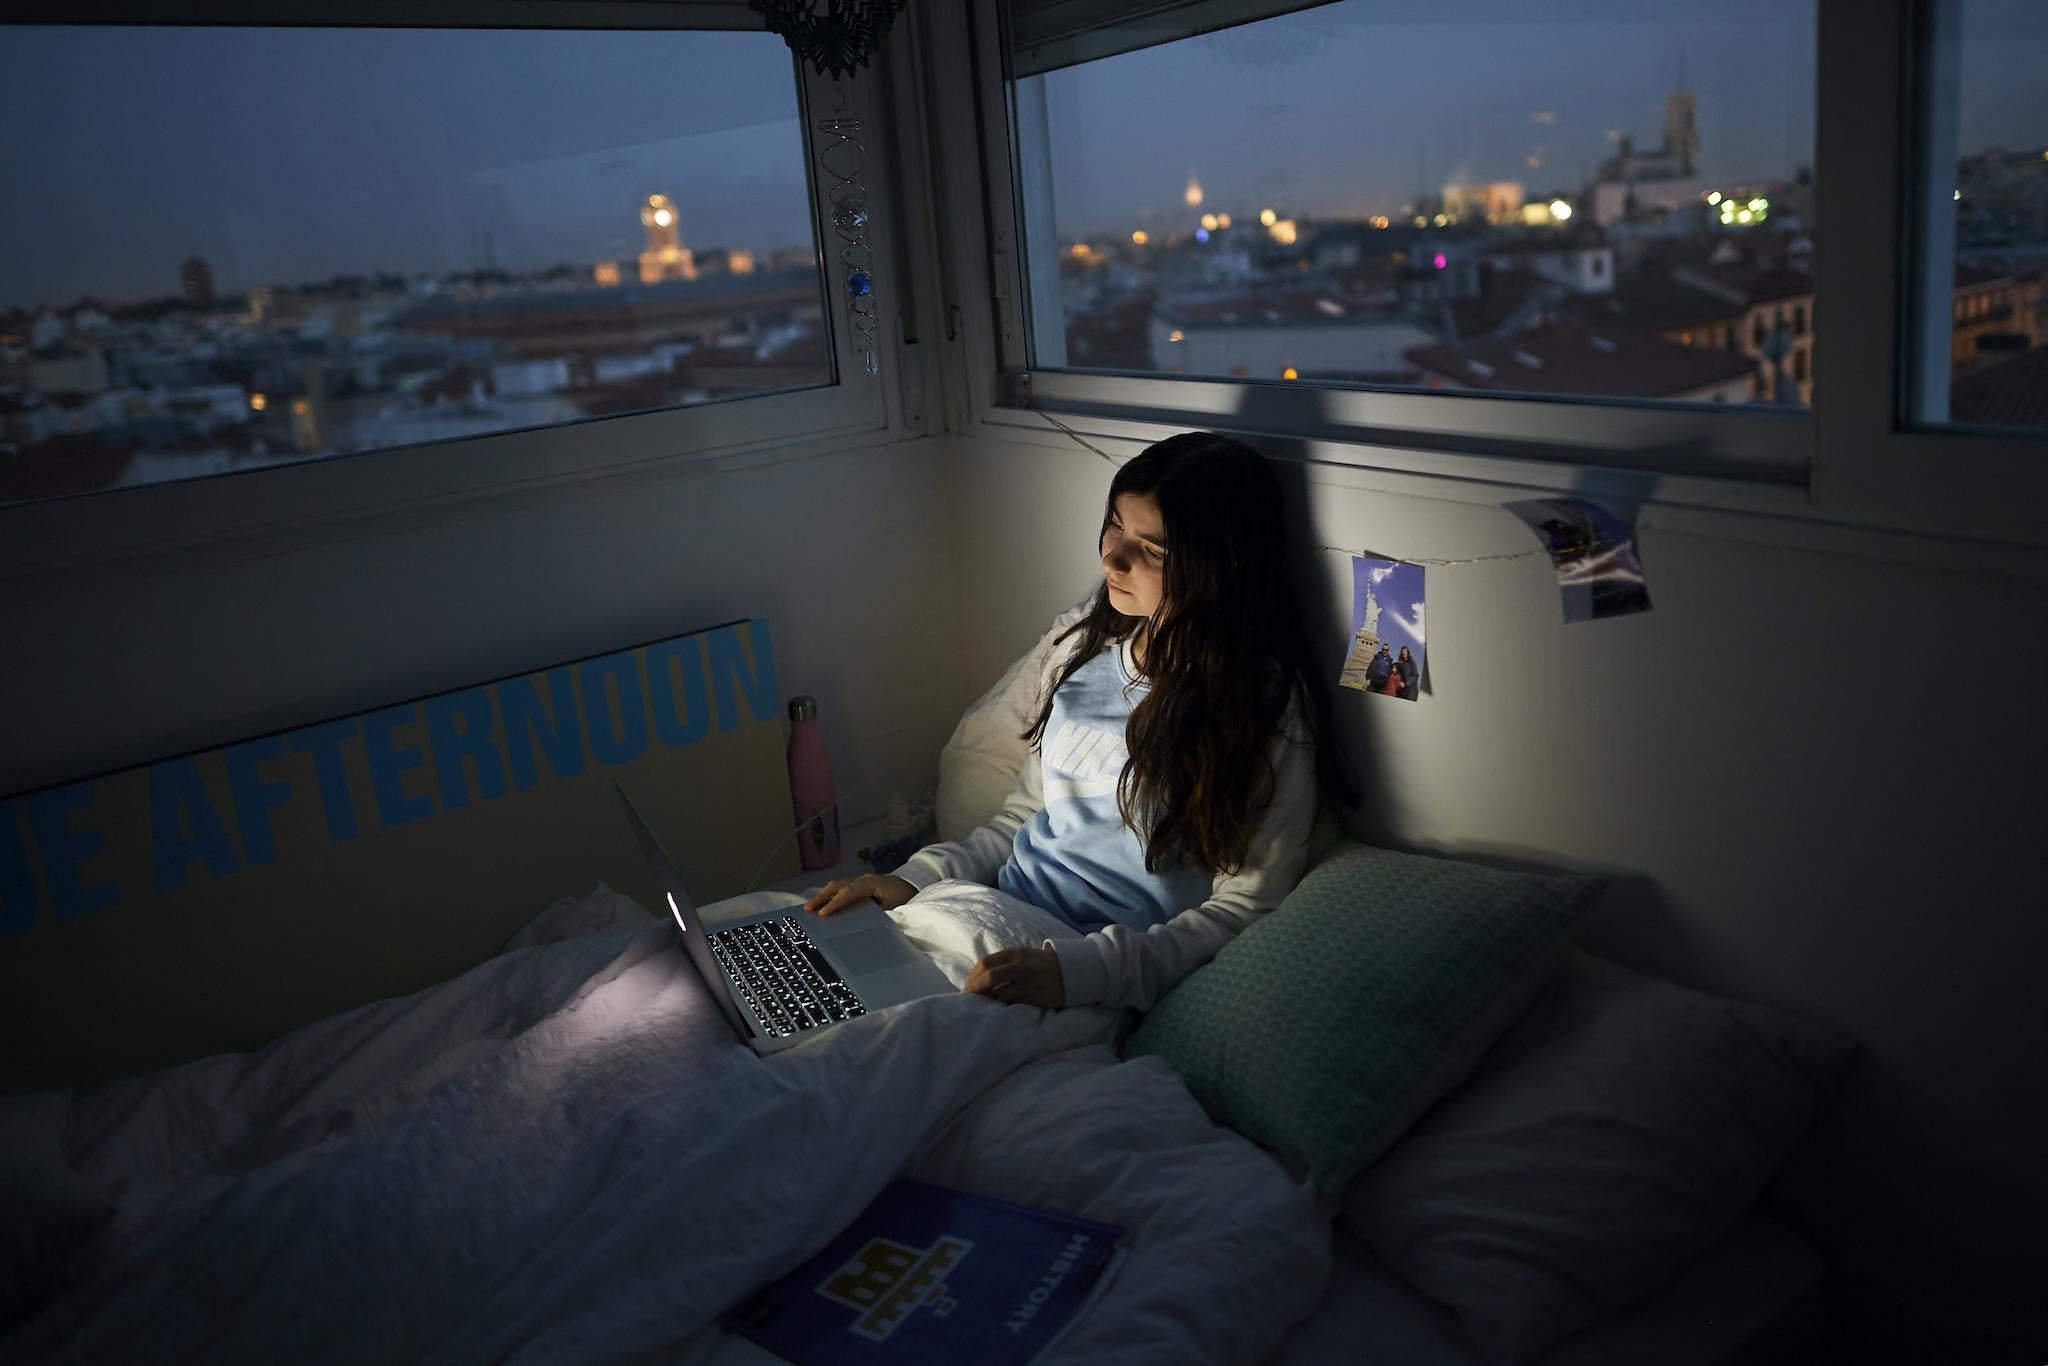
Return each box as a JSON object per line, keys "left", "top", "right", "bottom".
{"left": 708, "top": 914, "right": 867, "bottom": 1040}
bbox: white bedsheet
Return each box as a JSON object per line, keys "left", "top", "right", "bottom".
{"left": 11, "top": 880, "right": 1330, "bottom": 1365}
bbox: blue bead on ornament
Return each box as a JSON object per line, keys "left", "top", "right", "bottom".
{"left": 846, "top": 270, "right": 873, "bottom": 296}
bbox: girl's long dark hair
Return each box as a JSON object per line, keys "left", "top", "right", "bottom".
{"left": 1022, "top": 431, "right": 1359, "bottom": 878}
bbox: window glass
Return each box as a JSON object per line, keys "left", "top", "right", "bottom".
{"left": 1009, "top": 0, "right": 1817, "bottom": 410}
{"left": 1912, "top": 0, "right": 2048, "bottom": 431}
{"left": 0, "top": 25, "right": 830, "bottom": 506}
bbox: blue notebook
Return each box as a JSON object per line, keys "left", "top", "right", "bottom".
{"left": 722, "top": 1179, "right": 1127, "bottom": 1366}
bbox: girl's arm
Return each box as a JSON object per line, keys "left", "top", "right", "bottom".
{"left": 1046, "top": 707, "right": 1323, "bottom": 1013}
{"left": 891, "top": 753, "right": 1045, "bottom": 892}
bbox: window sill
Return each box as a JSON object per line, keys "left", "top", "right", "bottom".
{"left": 0, "top": 392, "right": 898, "bottom": 587}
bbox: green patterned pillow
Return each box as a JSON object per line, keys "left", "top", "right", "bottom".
{"left": 1121, "top": 841, "right": 1605, "bottom": 1196}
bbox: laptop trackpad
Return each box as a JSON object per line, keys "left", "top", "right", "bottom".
{"left": 831, "top": 927, "right": 920, "bottom": 975}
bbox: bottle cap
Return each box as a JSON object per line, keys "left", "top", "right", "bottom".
{"left": 788, "top": 695, "right": 817, "bottom": 721}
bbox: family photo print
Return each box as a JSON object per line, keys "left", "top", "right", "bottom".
{"left": 1338, "top": 556, "right": 1425, "bottom": 701}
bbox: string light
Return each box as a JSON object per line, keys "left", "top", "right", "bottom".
{"left": 1027, "top": 407, "right": 1633, "bottom": 564}
{"left": 1021, "top": 407, "right": 2046, "bottom": 595}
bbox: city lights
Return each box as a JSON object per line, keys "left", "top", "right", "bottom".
{"left": 1549, "top": 199, "right": 1572, "bottom": 220}
{"left": 1070, "top": 243, "right": 1090, "bottom": 257}
{"left": 1371, "top": 216, "right": 1389, "bottom": 229}
{"left": 1260, "top": 208, "right": 1277, "bottom": 226}
{"left": 1282, "top": 367, "right": 1298, "bottom": 379}
{"left": 1185, "top": 176, "right": 1204, "bottom": 207}
{"left": 1707, "top": 191, "right": 1722, "bottom": 205}
{"left": 1433, "top": 252, "right": 1447, "bottom": 269}
{"left": 1216, "top": 213, "right": 1231, "bottom": 229}
{"left": 249, "top": 393, "right": 266, "bottom": 412}
{"left": 1201, "top": 213, "right": 1218, "bottom": 231}
{"left": 1131, "top": 230, "right": 1148, "bottom": 245}
{"left": 1195, "top": 228, "right": 1210, "bottom": 242}
{"left": 1168, "top": 330, "right": 1184, "bottom": 343}
{"left": 1268, "top": 219, "right": 1297, "bottom": 245}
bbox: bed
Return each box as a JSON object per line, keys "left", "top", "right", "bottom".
{"left": 2, "top": 875, "right": 1834, "bottom": 1366}
{"left": 3, "top": 881, "right": 1332, "bottom": 1365}
{"left": 1, "top": 612, "right": 1855, "bottom": 1364}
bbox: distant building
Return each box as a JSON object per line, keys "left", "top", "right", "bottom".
{"left": 27, "top": 347, "right": 110, "bottom": 396}
{"left": 1590, "top": 85, "right": 1707, "bottom": 227}
{"left": 639, "top": 193, "right": 698, "bottom": 284}
{"left": 1443, "top": 182, "right": 1525, "bottom": 224}
{"left": 694, "top": 247, "right": 757, "bottom": 276}
{"left": 1951, "top": 266, "right": 2038, "bottom": 369}
{"left": 1150, "top": 289, "right": 1433, "bottom": 383}
{"left": 182, "top": 257, "right": 216, "bottom": 307}
{"left": 396, "top": 268, "right": 823, "bottom": 358}
{"left": 1481, "top": 231, "right": 1616, "bottom": 297}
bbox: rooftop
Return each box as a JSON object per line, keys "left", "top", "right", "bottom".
{"left": 1406, "top": 322, "right": 1760, "bottom": 398}
{"left": 1950, "top": 344, "right": 2048, "bottom": 427}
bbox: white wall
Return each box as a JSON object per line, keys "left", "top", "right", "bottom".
{"left": 0, "top": 436, "right": 967, "bottom": 853}
{"left": 934, "top": 426, "right": 2044, "bottom": 1364}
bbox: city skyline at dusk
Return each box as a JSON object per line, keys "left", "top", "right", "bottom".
{"left": 0, "top": 26, "right": 816, "bottom": 312}
{"left": 2, "top": 3, "right": 2043, "bottom": 313}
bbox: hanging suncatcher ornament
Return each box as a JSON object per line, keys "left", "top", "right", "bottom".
{"left": 750, "top": 0, "right": 912, "bottom": 378}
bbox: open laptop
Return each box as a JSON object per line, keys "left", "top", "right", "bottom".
{"left": 615, "top": 780, "right": 955, "bottom": 1055}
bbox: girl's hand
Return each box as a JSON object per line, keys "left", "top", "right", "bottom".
{"left": 964, "top": 947, "right": 1065, "bottom": 1008}
{"left": 804, "top": 874, "right": 918, "bottom": 917}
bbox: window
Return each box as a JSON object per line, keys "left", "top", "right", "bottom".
{"left": 1908, "top": 0, "right": 2048, "bottom": 432}
{"left": 0, "top": 23, "right": 839, "bottom": 507}
{"left": 1003, "top": 0, "right": 1817, "bottom": 414}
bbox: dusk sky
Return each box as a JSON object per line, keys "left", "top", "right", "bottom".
{"left": 1, "top": 0, "right": 2042, "bottom": 312}
{"left": 0, "top": 27, "right": 816, "bottom": 310}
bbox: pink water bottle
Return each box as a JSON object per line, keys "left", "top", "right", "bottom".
{"left": 786, "top": 695, "right": 840, "bottom": 871}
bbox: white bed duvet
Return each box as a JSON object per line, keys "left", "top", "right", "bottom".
{"left": 10, "top": 880, "right": 1330, "bottom": 1365}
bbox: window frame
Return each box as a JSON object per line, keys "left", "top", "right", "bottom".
{"left": 0, "top": 0, "right": 916, "bottom": 578}
{"left": 924, "top": 0, "right": 2048, "bottom": 556}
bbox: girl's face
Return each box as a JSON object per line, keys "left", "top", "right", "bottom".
{"left": 1100, "top": 492, "right": 1168, "bottom": 622}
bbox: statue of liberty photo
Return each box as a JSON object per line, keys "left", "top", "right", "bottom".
{"left": 1339, "top": 580, "right": 1384, "bottom": 690}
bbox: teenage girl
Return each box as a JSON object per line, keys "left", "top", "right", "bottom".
{"left": 804, "top": 431, "right": 1358, "bottom": 1010}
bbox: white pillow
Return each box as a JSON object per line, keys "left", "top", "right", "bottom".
{"left": 934, "top": 603, "right": 1092, "bottom": 842}
{"left": 1340, "top": 948, "right": 1858, "bottom": 1366}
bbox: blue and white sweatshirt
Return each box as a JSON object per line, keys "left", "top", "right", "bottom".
{"left": 894, "top": 634, "right": 1323, "bottom": 1012}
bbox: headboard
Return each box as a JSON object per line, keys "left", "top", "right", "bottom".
{"left": 0, "top": 618, "right": 798, "bottom": 1093}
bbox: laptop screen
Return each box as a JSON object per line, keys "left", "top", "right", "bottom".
{"left": 614, "top": 780, "right": 756, "bottom": 1046}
